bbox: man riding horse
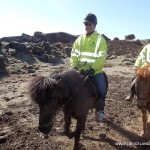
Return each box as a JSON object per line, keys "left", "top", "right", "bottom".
{"left": 70, "top": 13, "right": 108, "bottom": 122}
{"left": 126, "top": 43, "right": 150, "bottom": 101}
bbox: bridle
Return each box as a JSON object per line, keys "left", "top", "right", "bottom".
{"left": 134, "top": 79, "right": 150, "bottom": 109}
{"left": 136, "top": 95, "right": 149, "bottom": 109}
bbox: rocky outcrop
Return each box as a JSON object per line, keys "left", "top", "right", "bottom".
{"left": 107, "top": 40, "right": 142, "bottom": 59}
{"left": 0, "top": 32, "right": 77, "bottom": 44}
{"left": 0, "top": 32, "right": 149, "bottom": 76}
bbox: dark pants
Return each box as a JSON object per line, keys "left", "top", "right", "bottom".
{"left": 92, "top": 72, "right": 107, "bottom": 112}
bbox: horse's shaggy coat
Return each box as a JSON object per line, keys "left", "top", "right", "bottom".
{"left": 135, "top": 64, "right": 150, "bottom": 139}
{"left": 28, "top": 69, "right": 108, "bottom": 149}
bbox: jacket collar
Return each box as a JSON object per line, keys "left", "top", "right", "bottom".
{"left": 85, "top": 31, "right": 99, "bottom": 37}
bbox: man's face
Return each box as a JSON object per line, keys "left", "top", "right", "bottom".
{"left": 84, "top": 22, "right": 95, "bottom": 34}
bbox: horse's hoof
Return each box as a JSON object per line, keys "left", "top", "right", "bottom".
{"left": 68, "top": 135, "right": 73, "bottom": 139}
{"left": 99, "top": 133, "right": 106, "bottom": 139}
{"left": 68, "top": 132, "right": 74, "bottom": 139}
{"left": 44, "top": 134, "right": 49, "bottom": 139}
{"left": 73, "top": 146, "right": 79, "bottom": 150}
{"left": 59, "top": 131, "right": 71, "bottom": 137}
{"left": 60, "top": 131, "right": 73, "bottom": 139}
{"left": 59, "top": 131, "right": 67, "bottom": 136}
{"left": 140, "top": 131, "right": 146, "bottom": 137}
{"left": 143, "top": 134, "right": 150, "bottom": 139}
{"left": 140, "top": 131, "right": 150, "bottom": 139}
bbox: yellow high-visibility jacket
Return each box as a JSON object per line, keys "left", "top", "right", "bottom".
{"left": 134, "top": 43, "right": 150, "bottom": 70}
{"left": 70, "top": 31, "right": 107, "bottom": 75}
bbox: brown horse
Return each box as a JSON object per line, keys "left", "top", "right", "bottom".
{"left": 135, "top": 64, "right": 150, "bottom": 138}
{"left": 27, "top": 69, "right": 108, "bottom": 150}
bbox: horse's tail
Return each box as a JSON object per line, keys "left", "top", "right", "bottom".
{"left": 27, "top": 75, "right": 59, "bottom": 104}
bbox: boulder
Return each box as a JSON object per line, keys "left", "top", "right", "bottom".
{"left": 125, "top": 34, "right": 135, "bottom": 40}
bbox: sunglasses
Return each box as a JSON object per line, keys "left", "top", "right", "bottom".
{"left": 84, "top": 22, "right": 93, "bottom": 26}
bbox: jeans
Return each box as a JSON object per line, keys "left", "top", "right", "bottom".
{"left": 92, "top": 72, "right": 107, "bottom": 112}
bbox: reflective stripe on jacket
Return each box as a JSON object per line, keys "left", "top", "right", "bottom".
{"left": 70, "top": 31, "right": 107, "bottom": 74}
{"left": 134, "top": 44, "right": 150, "bottom": 68}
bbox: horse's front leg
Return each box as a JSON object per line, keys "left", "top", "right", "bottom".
{"left": 73, "top": 117, "right": 86, "bottom": 150}
{"left": 63, "top": 113, "right": 71, "bottom": 137}
{"left": 141, "top": 109, "right": 148, "bottom": 137}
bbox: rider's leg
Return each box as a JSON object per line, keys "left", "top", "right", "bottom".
{"left": 93, "top": 72, "right": 107, "bottom": 122}
{"left": 126, "top": 76, "right": 136, "bottom": 101}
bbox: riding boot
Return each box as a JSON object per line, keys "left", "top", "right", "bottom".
{"left": 95, "top": 99, "right": 107, "bottom": 122}
{"left": 92, "top": 72, "right": 107, "bottom": 122}
{"left": 96, "top": 111, "right": 107, "bottom": 122}
{"left": 125, "top": 77, "right": 136, "bottom": 101}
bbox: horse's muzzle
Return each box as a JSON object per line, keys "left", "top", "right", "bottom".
{"left": 136, "top": 98, "right": 147, "bottom": 110}
{"left": 137, "top": 104, "right": 146, "bottom": 110}
{"left": 38, "top": 124, "right": 53, "bottom": 135}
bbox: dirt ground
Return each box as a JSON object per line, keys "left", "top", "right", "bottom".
{"left": 0, "top": 56, "right": 150, "bottom": 150}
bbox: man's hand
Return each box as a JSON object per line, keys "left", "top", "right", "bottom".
{"left": 79, "top": 69, "right": 86, "bottom": 75}
{"left": 79, "top": 68, "right": 95, "bottom": 76}
{"left": 85, "top": 68, "right": 95, "bottom": 76}
{"left": 72, "top": 67, "right": 78, "bottom": 70}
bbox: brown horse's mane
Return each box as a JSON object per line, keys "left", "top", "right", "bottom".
{"left": 136, "top": 64, "right": 150, "bottom": 80}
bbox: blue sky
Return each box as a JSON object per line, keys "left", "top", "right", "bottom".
{"left": 0, "top": 0, "right": 150, "bottom": 40}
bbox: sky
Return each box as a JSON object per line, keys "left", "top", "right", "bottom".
{"left": 0, "top": 0, "right": 150, "bottom": 40}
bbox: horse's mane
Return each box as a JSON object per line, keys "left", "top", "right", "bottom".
{"left": 28, "top": 75, "right": 59, "bottom": 104}
{"left": 136, "top": 64, "right": 150, "bottom": 80}
{"left": 28, "top": 69, "right": 83, "bottom": 104}
{"left": 51, "top": 69, "right": 83, "bottom": 92}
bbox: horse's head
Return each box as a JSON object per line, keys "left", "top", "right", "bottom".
{"left": 38, "top": 79, "right": 62, "bottom": 135}
{"left": 135, "top": 65, "right": 150, "bottom": 109}
{"left": 38, "top": 101, "right": 56, "bottom": 135}
{"left": 28, "top": 75, "right": 62, "bottom": 135}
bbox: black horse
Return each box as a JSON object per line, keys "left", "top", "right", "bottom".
{"left": 28, "top": 69, "right": 108, "bottom": 150}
